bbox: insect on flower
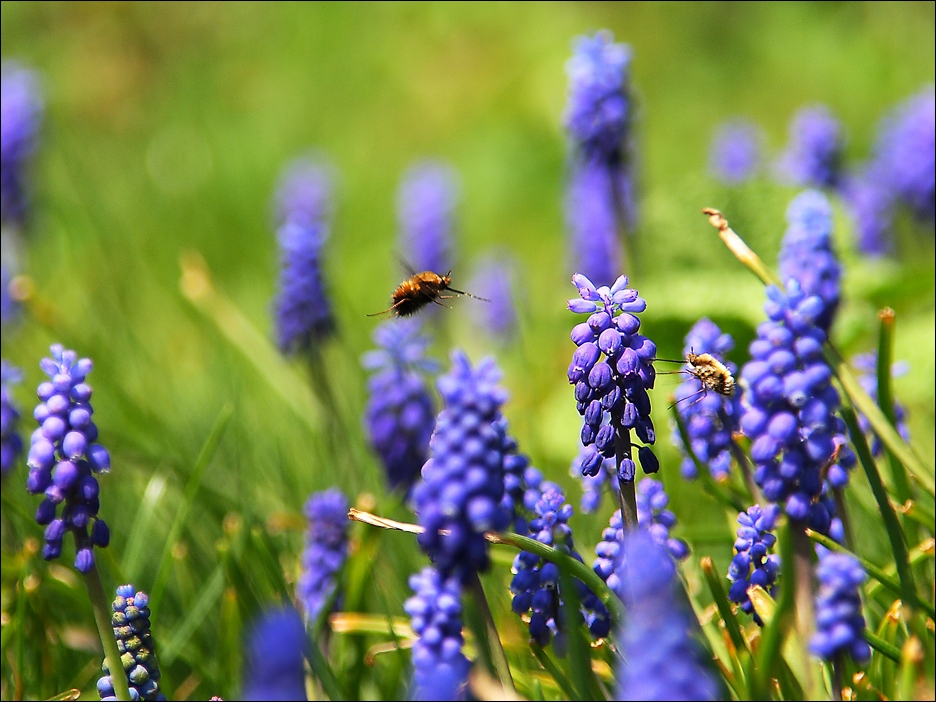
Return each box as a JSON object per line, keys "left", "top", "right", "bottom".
{"left": 367, "top": 268, "right": 489, "bottom": 318}
{"left": 656, "top": 350, "right": 736, "bottom": 407}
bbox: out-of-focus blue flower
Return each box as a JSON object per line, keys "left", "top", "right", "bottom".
{"left": 710, "top": 118, "right": 764, "bottom": 184}
{"left": 777, "top": 190, "right": 841, "bottom": 332}
{"left": 466, "top": 254, "right": 517, "bottom": 341}
{"left": 566, "top": 273, "right": 658, "bottom": 482}
{"left": 242, "top": 606, "right": 308, "bottom": 701}
{"left": 872, "top": 89, "right": 935, "bottom": 224}
{"left": 563, "top": 30, "right": 635, "bottom": 285}
{"left": 670, "top": 318, "right": 739, "bottom": 480}
{"left": 412, "top": 351, "right": 509, "bottom": 583}
{"left": 810, "top": 552, "right": 871, "bottom": 663}
{"left": 27, "top": 344, "right": 111, "bottom": 573}
{"left": 852, "top": 352, "right": 910, "bottom": 456}
{"left": 571, "top": 445, "right": 616, "bottom": 513}
{"left": 841, "top": 170, "right": 895, "bottom": 257}
{"left": 776, "top": 106, "right": 844, "bottom": 189}
{"left": 593, "top": 478, "right": 689, "bottom": 599}
{"left": 97, "top": 585, "right": 165, "bottom": 701}
{"left": 495, "top": 416, "right": 544, "bottom": 535}
{"left": 2, "top": 264, "right": 20, "bottom": 325}
{"left": 727, "top": 504, "right": 781, "bottom": 625}
{"left": 362, "top": 319, "right": 438, "bottom": 493}
{"left": 405, "top": 567, "right": 470, "bottom": 701}
{"left": 616, "top": 530, "right": 719, "bottom": 701}
{"left": 272, "top": 159, "right": 335, "bottom": 354}
{"left": 738, "top": 283, "right": 855, "bottom": 531}
{"left": 398, "top": 161, "right": 458, "bottom": 275}
{"left": 1, "top": 360, "right": 23, "bottom": 477}
{"left": 509, "top": 482, "right": 611, "bottom": 646}
{"left": 1, "top": 62, "right": 42, "bottom": 227}
{"left": 296, "top": 489, "right": 349, "bottom": 626}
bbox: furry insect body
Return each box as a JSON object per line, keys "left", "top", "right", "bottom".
{"left": 685, "top": 352, "right": 735, "bottom": 397}
{"left": 367, "top": 270, "right": 489, "bottom": 318}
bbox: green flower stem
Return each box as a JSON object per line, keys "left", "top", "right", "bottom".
{"left": 700, "top": 556, "right": 749, "bottom": 657}
{"left": 876, "top": 308, "right": 915, "bottom": 502}
{"left": 899, "top": 499, "right": 935, "bottom": 529}
{"left": 84, "top": 563, "right": 131, "bottom": 702}
{"left": 839, "top": 404, "right": 919, "bottom": 614}
{"left": 864, "top": 629, "right": 902, "bottom": 663}
{"left": 701, "top": 207, "right": 933, "bottom": 492}
{"left": 531, "top": 644, "right": 577, "bottom": 700}
{"left": 466, "top": 571, "right": 514, "bottom": 692}
{"left": 612, "top": 417, "right": 639, "bottom": 529}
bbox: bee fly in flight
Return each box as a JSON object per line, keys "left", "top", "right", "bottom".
{"left": 367, "top": 269, "right": 490, "bottom": 318}
{"left": 654, "top": 350, "right": 735, "bottom": 408}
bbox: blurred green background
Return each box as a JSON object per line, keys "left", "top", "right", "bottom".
{"left": 2, "top": 2, "right": 934, "bottom": 699}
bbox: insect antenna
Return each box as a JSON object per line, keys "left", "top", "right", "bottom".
{"left": 442, "top": 286, "right": 491, "bottom": 302}
{"left": 669, "top": 386, "right": 708, "bottom": 411}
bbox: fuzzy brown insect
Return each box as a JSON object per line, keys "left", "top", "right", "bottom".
{"left": 367, "top": 270, "right": 489, "bottom": 318}
{"left": 684, "top": 352, "right": 735, "bottom": 398}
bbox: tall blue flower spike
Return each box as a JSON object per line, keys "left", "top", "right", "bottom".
{"left": 567, "top": 273, "right": 657, "bottom": 481}
{"left": 1, "top": 62, "right": 43, "bottom": 227}
{"left": 563, "top": 30, "right": 635, "bottom": 285}
{"left": 297, "top": 488, "right": 349, "bottom": 626}
{"left": 362, "top": 319, "right": 438, "bottom": 493}
{"left": 810, "top": 552, "right": 871, "bottom": 664}
{"left": 727, "top": 504, "right": 781, "bottom": 625}
{"left": 412, "top": 351, "right": 509, "bottom": 583}
{"left": 272, "top": 158, "right": 336, "bottom": 354}
{"left": 405, "top": 567, "right": 470, "bottom": 701}
{"left": 97, "top": 585, "right": 165, "bottom": 701}
{"left": 397, "top": 160, "right": 458, "bottom": 276}
{"left": 710, "top": 118, "right": 764, "bottom": 184}
{"left": 27, "top": 345, "right": 111, "bottom": 573}
{"left": 242, "top": 606, "right": 308, "bottom": 701}
{"left": 776, "top": 105, "right": 844, "bottom": 189}
{"left": 616, "top": 530, "right": 719, "bottom": 701}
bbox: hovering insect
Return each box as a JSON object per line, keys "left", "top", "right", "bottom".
{"left": 367, "top": 269, "right": 490, "bottom": 318}
{"left": 654, "top": 350, "right": 736, "bottom": 408}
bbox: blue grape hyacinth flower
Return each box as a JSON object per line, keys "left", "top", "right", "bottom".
{"left": 509, "top": 482, "right": 611, "bottom": 646}
{"left": 810, "top": 552, "right": 871, "bottom": 664}
{"left": 466, "top": 254, "right": 517, "bottom": 341}
{"left": 710, "top": 118, "right": 764, "bottom": 184}
{"left": 776, "top": 105, "right": 844, "bottom": 189}
{"left": 412, "top": 351, "right": 510, "bottom": 583}
{"left": 777, "top": 190, "right": 841, "bottom": 332}
{"left": 398, "top": 160, "right": 458, "bottom": 276}
{"left": 593, "top": 478, "right": 689, "bottom": 599}
{"left": 405, "top": 566, "right": 470, "bottom": 701}
{"left": 726, "top": 504, "right": 781, "bottom": 625}
{"left": 738, "top": 282, "right": 856, "bottom": 531}
{"left": 27, "top": 345, "right": 111, "bottom": 573}
{"left": 97, "top": 585, "right": 165, "bottom": 701}
{"left": 616, "top": 530, "right": 719, "bottom": 701}
{"left": 1, "top": 62, "right": 43, "bottom": 227}
{"left": 671, "top": 318, "right": 739, "bottom": 480}
{"left": 272, "top": 159, "right": 336, "bottom": 354}
{"left": 563, "top": 31, "right": 635, "bottom": 285}
{"left": 242, "top": 606, "right": 308, "bottom": 701}
{"left": 567, "top": 273, "right": 658, "bottom": 481}
{"left": 1, "top": 360, "right": 23, "bottom": 477}
{"left": 362, "top": 319, "right": 438, "bottom": 493}
{"left": 297, "top": 489, "right": 349, "bottom": 626}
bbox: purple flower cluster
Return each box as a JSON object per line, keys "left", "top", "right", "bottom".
{"left": 97, "top": 585, "right": 165, "bottom": 701}
{"left": 777, "top": 190, "right": 841, "bottom": 332}
{"left": 739, "top": 283, "right": 855, "bottom": 529}
{"left": 1, "top": 360, "right": 23, "bottom": 476}
{"left": 776, "top": 105, "right": 844, "bottom": 189}
{"left": 398, "top": 161, "right": 457, "bottom": 276}
{"left": 844, "top": 88, "right": 935, "bottom": 256}
{"left": 593, "top": 478, "right": 689, "bottom": 598}
{"left": 563, "top": 30, "right": 635, "bottom": 285}
{"left": 362, "top": 319, "right": 438, "bottom": 493}
{"left": 810, "top": 552, "right": 871, "bottom": 663}
{"left": 571, "top": 445, "right": 616, "bottom": 513}
{"left": 413, "top": 351, "right": 509, "bottom": 583}
{"left": 272, "top": 159, "right": 335, "bottom": 354}
{"left": 852, "top": 352, "right": 910, "bottom": 456}
{"left": 242, "top": 606, "right": 308, "bottom": 701}
{"left": 509, "top": 482, "right": 611, "bottom": 646}
{"left": 671, "top": 318, "right": 739, "bottom": 480}
{"left": 616, "top": 530, "right": 719, "bottom": 701}
{"left": 567, "top": 273, "right": 658, "bottom": 480}
{"left": 405, "top": 567, "right": 470, "bottom": 701}
{"left": 496, "top": 417, "right": 545, "bottom": 534}
{"left": 296, "top": 489, "right": 349, "bottom": 626}
{"left": 1, "top": 62, "right": 43, "bottom": 226}
{"left": 726, "top": 504, "right": 781, "bottom": 625}
{"left": 710, "top": 118, "right": 764, "bottom": 184}
{"left": 27, "top": 345, "right": 111, "bottom": 573}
